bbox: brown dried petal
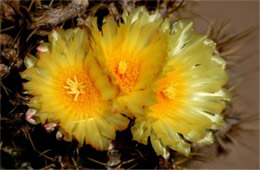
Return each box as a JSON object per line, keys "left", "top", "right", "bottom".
{"left": 28, "top": 1, "right": 89, "bottom": 29}
{"left": 0, "top": 34, "right": 13, "bottom": 46}
{"left": 0, "top": 64, "right": 9, "bottom": 77}
{"left": 0, "top": 0, "right": 16, "bottom": 22}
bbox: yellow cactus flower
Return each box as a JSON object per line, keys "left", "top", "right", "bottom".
{"left": 88, "top": 8, "right": 170, "bottom": 117}
{"left": 131, "top": 20, "right": 231, "bottom": 157}
{"left": 21, "top": 28, "right": 129, "bottom": 150}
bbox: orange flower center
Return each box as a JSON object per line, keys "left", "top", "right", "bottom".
{"left": 54, "top": 68, "right": 100, "bottom": 115}
{"left": 150, "top": 68, "right": 187, "bottom": 118}
{"left": 108, "top": 50, "right": 141, "bottom": 94}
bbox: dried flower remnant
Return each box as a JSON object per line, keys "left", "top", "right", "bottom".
{"left": 28, "top": 0, "right": 89, "bottom": 29}
{"left": 20, "top": 28, "right": 129, "bottom": 150}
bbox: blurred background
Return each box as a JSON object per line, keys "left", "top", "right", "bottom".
{"left": 184, "top": 1, "right": 259, "bottom": 168}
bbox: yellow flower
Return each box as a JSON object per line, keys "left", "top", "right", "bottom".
{"left": 21, "top": 28, "right": 129, "bottom": 150}
{"left": 131, "top": 20, "right": 231, "bottom": 157}
{"left": 88, "top": 8, "right": 170, "bottom": 117}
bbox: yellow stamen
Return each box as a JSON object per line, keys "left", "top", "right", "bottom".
{"left": 64, "top": 76, "right": 86, "bottom": 101}
{"left": 118, "top": 61, "right": 128, "bottom": 74}
{"left": 163, "top": 86, "right": 177, "bottom": 100}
